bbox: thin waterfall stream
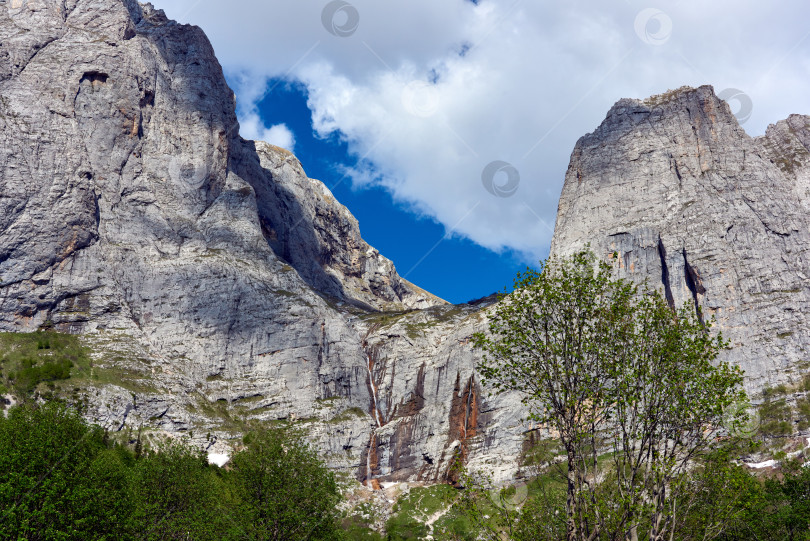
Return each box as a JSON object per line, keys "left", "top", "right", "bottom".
{"left": 463, "top": 375, "right": 473, "bottom": 440}
{"left": 365, "top": 352, "right": 382, "bottom": 489}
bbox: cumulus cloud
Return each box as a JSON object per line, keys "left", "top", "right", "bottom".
{"left": 155, "top": 0, "right": 810, "bottom": 260}
{"left": 239, "top": 114, "right": 296, "bottom": 151}
{"left": 227, "top": 71, "right": 296, "bottom": 150}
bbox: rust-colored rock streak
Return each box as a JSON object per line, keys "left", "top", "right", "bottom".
{"left": 444, "top": 373, "right": 480, "bottom": 483}
{"left": 363, "top": 346, "right": 385, "bottom": 489}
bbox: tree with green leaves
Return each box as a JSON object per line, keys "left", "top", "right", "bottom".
{"left": 229, "top": 426, "right": 345, "bottom": 541}
{"left": 0, "top": 402, "right": 130, "bottom": 540}
{"left": 474, "top": 250, "right": 746, "bottom": 541}
{"left": 0, "top": 399, "right": 356, "bottom": 540}
{"left": 667, "top": 443, "right": 766, "bottom": 540}
{"left": 130, "top": 439, "right": 233, "bottom": 540}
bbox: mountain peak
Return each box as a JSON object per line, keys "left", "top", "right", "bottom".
{"left": 552, "top": 85, "right": 810, "bottom": 393}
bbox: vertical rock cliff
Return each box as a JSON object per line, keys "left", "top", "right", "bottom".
{"left": 0, "top": 0, "right": 526, "bottom": 484}
{"left": 4, "top": 1, "right": 808, "bottom": 487}
{"left": 550, "top": 85, "right": 810, "bottom": 392}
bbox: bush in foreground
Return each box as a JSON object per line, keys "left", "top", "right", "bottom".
{"left": 0, "top": 402, "right": 346, "bottom": 540}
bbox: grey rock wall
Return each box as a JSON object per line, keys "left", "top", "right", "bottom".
{"left": 550, "top": 85, "right": 810, "bottom": 393}
{"left": 0, "top": 0, "right": 525, "bottom": 484}
{"left": 4, "top": 1, "right": 807, "bottom": 487}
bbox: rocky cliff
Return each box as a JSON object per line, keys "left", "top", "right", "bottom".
{"left": 3, "top": 1, "right": 809, "bottom": 488}
{"left": 0, "top": 0, "right": 526, "bottom": 484}
{"left": 550, "top": 85, "right": 810, "bottom": 394}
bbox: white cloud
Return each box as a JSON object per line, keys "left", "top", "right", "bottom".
{"left": 154, "top": 0, "right": 810, "bottom": 261}
{"left": 228, "top": 71, "right": 296, "bottom": 150}
{"left": 239, "top": 113, "right": 296, "bottom": 151}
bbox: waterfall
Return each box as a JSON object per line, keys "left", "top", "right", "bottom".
{"left": 365, "top": 352, "right": 382, "bottom": 489}
{"left": 463, "top": 375, "right": 473, "bottom": 440}
{"left": 365, "top": 353, "right": 383, "bottom": 426}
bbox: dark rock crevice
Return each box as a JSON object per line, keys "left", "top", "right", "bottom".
{"left": 682, "top": 249, "right": 705, "bottom": 325}
{"left": 657, "top": 237, "right": 675, "bottom": 311}
{"left": 79, "top": 70, "right": 109, "bottom": 88}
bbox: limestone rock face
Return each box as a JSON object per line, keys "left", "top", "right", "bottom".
{"left": 550, "top": 85, "right": 810, "bottom": 393}
{"left": 9, "top": 0, "right": 807, "bottom": 488}
{"left": 241, "top": 141, "right": 444, "bottom": 311}
{"left": 0, "top": 0, "right": 523, "bottom": 484}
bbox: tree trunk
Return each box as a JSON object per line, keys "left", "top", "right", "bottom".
{"left": 567, "top": 449, "right": 579, "bottom": 541}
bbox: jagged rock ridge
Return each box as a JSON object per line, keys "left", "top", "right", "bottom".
{"left": 551, "top": 85, "right": 810, "bottom": 393}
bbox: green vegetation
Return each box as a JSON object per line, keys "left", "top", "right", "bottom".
{"left": 359, "top": 311, "right": 410, "bottom": 329}
{"left": 342, "top": 517, "right": 384, "bottom": 541}
{"left": 450, "top": 439, "right": 810, "bottom": 540}
{"left": 759, "top": 397, "right": 794, "bottom": 437}
{"left": 386, "top": 485, "right": 455, "bottom": 539}
{"left": 230, "top": 428, "right": 344, "bottom": 539}
{"left": 0, "top": 402, "right": 348, "bottom": 540}
{"left": 762, "top": 383, "right": 790, "bottom": 398}
{"left": 0, "top": 331, "right": 160, "bottom": 398}
{"left": 330, "top": 406, "right": 367, "bottom": 423}
{"left": 474, "top": 250, "right": 746, "bottom": 540}
{"left": 403, "top": 321, "right": 434, "bottom": 339}
{"left": 424, "top": 305, "right": 465, "bottom": 323}
{"left": 0, "top": 331, "right": 91, "bottom": 397}
{"left": 391, "top": 484, "right": 456, "bottom": 519}
{"left": 797, "top": 396, "right": 810, "bottom": 431}
{"left": 88, "top": 363, "right": 158, "bottom": 394}
{"left": 403, "top": 307, "right": 469, "bottom": 339}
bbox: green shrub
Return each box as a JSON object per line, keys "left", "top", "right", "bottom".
{"left": 759, "top": 398, "right": 794, "bottom": 437}
{"left": 0, "top": 331, "right": 90, "bottom": 397}
{"left": 228, "top": 426, "right": 345, "bottom": 540}
{"left": 0, "top": 403, "right": 350, "bottom": 540}
{"left": 12, "top": 357, "right": 72, "bottom": 392}
{"left": 130, "top": 440, "right": 232, "bottom": 540}
{"left": 0, "top": 402, "right": 131, "bottom": 539}
{"left": 342, "top": 515, "right": 383, "bottom": 540}
{"left": 384, "top": 513, "right": 428, "bottom": 540}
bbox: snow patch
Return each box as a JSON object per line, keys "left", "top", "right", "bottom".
{"left": 207, "top": 453, "right": 230, "bottom": 467}
{"left": 746, "top": 459, "right": 777, "bottom": 469}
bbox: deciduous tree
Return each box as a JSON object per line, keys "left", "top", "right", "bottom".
{"left": 474, "top": 250, "right": 745, "bottom": 541}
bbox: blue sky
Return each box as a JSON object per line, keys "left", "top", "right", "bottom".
{"left": 155, "top": 0, "right": 810, "bottom": 304}
{"left": 248, "top": 79, "right": 526, "bottom": 303}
